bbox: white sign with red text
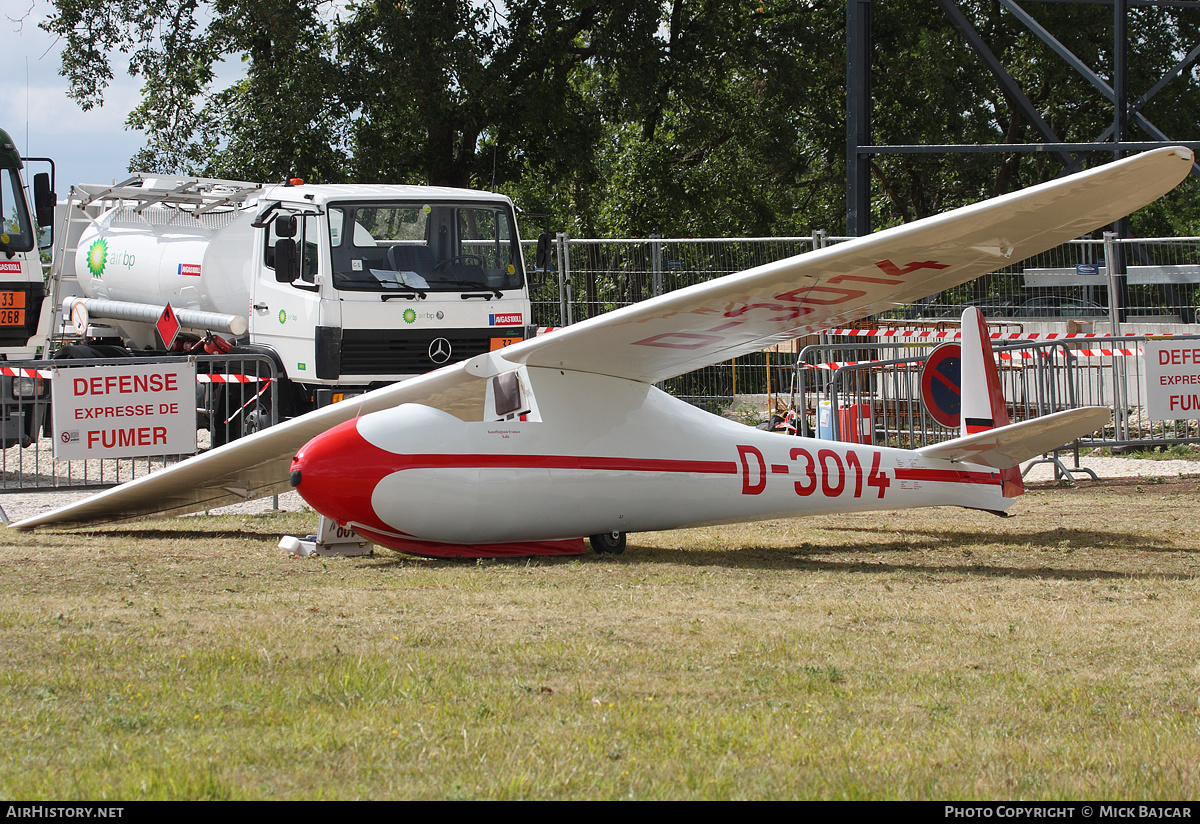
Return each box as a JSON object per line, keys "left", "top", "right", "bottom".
{"left": 1144, "top": 340, "right": 1200, "bottom": 419}
{"left": 51, "top": 362, "right": 197, "bottom": 460}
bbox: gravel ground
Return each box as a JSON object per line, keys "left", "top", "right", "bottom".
{"left": 1019, "top": 454, "right": 1200, "bottom": 483}
{"left": 1, "top": 454, "right": 1197, "bottom": 526}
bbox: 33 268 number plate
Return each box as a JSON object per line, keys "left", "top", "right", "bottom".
{"left": 0, "top": 291, "right": 26, "bottom": 326}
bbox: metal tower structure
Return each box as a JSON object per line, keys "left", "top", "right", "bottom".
{"left": 847, "top": 0, "right": 1200, "bottom": 236}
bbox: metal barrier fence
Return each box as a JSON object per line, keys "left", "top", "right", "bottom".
{"left": 1071, "top": 333, "right": 1200, "bottom": 451}
{"left": 524, "top": 235, "right": 826, "bottom": 328}
{"left": 524, "top": 233, "right": 1200, "bottom": 329}
{"left": 0, "top": 353, "right": 276, "bottom": 492}
{"left": 522, "top": 232, "right": 1200, "bottom": 413}
{"left": 794, "top": 338, "right": 1080, "bottom": 448}
{"left": 786, "top": 333, "right": 1200, "bottom": 458}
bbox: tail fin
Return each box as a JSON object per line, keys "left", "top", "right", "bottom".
{"left": 960, "top": 307, "right": 1009, "bottom": 435}
{"left": 958, "top": 307, "right": 1023, "bottom": 497}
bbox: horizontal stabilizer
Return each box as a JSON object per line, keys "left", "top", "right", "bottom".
{"left": 914, "top": 406, "right": 1111, "bottom": 469}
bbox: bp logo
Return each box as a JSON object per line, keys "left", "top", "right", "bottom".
{"left": 86, "top": 238, "right": 108, "bottom": 277}
{"left": 403, "top": 308, "right": 417, "bottom": 324}
{"left": 278, "top": 309, "right": 287, "bottom": 324}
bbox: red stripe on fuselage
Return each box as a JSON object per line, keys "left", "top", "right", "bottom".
{"left": 893, "top": 466, "right": 1001, "bottom": 485}
{"left": 368, "top": 453, "right": 740, "bottom": 474}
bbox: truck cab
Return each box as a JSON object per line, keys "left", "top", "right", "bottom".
{"left": 0, "top": 129, "right": 53, "bottom": 354}
{"left": 254, "top": 184, "right": 531, "bottom": 392}
{"left": 0, "top": 128, "right": 55, "bottom": 446}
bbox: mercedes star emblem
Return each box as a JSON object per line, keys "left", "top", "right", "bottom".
{"left": 428, "top": 337, "right": 452, "bottom": 364}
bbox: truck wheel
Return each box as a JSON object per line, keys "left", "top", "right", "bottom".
{"left": 51, "top": 344, "right": 131, "bottom": 360}
{"left": 21, "top": 406, "right": 41, "bottom": 447}
{"left": 589, "top": 531, "right": 626, "bottom": 555}
{"left": 211, "top": 387, "right": 272, "bottom": 445}
{"left": 241, "top": 396, "right": 271, "bottom": 437}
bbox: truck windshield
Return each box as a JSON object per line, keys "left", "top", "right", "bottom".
{"left": 0, "top": 167, "right": 34, "bottom": 254}
{"left": 328, "top": 202, "right": 523, "bottom": 293}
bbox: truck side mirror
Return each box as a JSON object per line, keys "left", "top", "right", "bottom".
{"left": 274, "top": 238, "right": 297, "bottom": 283}
{"left": 274, "top": 214, "right": 297, "bottom": 238}
{"left": 535, "top": 232, "right": 552, "bottom": 272}
{"left": 33, "top": 173, "right": 55, "bottom": 228}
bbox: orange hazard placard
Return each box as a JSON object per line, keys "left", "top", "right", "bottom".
{"left": 0, "top": 291, "right": 26, "bottom": 326}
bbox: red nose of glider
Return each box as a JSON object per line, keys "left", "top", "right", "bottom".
{"left": 290, "top": 418, "right": 396, "bottom": 534}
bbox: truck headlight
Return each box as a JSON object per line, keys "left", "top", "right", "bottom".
{"left": 12, "top": 376, "right": 44, "bottom": 399}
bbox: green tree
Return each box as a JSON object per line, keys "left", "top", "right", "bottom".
{"left": 42, "top": 0, "right": 1200, "bottom": 238}
{"left": 43, "top": 0, "right": 644, "bottom": 188}
{"left": 44, "top": 0, "right": 350, "bottom": 181}
{"left": 337, "top": 0, "right": 645, "bottom": 189}
{"left": 503, "top": 1, "right": 848, "bottom": 237}
{"left": 864, "top": 1, "right": 1200, "bottom": 233}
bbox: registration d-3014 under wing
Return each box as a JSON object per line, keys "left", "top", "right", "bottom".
{"left": 12, "top": 147, "right": 1195, "bottom": 556}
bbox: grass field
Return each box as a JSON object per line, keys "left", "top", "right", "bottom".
{"left": 1, "top": 478, "right": 1199, "bottom": 800}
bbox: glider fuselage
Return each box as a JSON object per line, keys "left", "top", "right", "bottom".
{"left": 290, "top": 368, "right": 1014, "bottom": 557}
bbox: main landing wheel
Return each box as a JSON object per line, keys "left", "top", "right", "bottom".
{"left": 589, "top": 531, "right": 626, "bottom": 555}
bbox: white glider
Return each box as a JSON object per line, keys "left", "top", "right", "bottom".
{"left": 12, "top": 147, "right": 1194, "bottom": 557}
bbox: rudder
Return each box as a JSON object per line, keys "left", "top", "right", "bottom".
{"left": 959, "top": 307, "right": 1023, "bottom": 497}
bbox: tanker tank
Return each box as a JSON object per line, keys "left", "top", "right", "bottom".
{"left": 74, "top": 204, "right": 257, "bottom": 341}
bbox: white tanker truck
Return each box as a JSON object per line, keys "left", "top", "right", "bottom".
{"left": 44, "top": 174, "right": 544, "bottom": 440}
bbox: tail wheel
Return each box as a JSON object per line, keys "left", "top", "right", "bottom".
{"left": 589, "top": 531, "right": 626, "bottom": 555}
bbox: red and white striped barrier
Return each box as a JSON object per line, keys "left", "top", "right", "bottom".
{"left": 0, "top": 365, "right": 269, "bottom": 382}
{"left": 197, "top": 373, "right": 271, "bottom": 384}
{"left": 0, "top": 366, "right": 52, "bottom": 379}
{"left": 820, "top": 328, "right": 1139, "bottom": 340}
{"left": 804, "top": 347, "right": 1144, "bottom": 369}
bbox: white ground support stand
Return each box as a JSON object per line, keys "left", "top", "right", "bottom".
{"left": 279, "top": 515, "right": 374, "bottom": 557}
{"left": 1022, "top": 445, "right": 1100, "bottom": 484}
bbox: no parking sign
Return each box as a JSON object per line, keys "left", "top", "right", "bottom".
{"left": 920, "top": 343, "right": 962, "bottom": 428}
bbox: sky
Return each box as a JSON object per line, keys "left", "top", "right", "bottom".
{"left": 2, "top": 0, "right": 154, "bottom": 191}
